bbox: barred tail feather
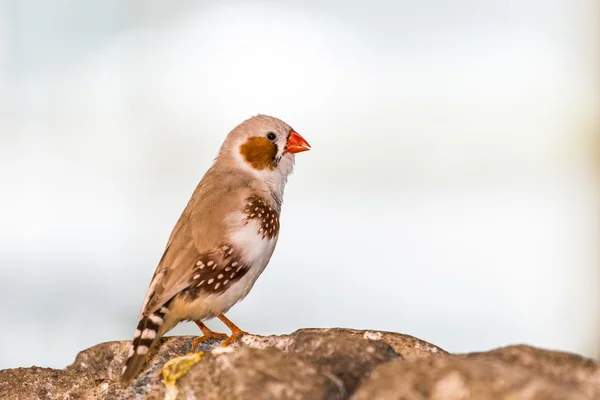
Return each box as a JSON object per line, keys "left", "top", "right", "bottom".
{"left": 120, "top": 305, "right": 169, "bottom": 386}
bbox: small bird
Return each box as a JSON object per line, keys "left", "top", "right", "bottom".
{"left": 120, "top": 115, "right": 310, "bottom": 385}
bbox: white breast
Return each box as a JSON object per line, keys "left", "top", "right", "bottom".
{"left": 202, "top": 212, "right": 278, "bottom": 317}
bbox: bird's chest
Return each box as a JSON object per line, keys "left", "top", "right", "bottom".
{"left": 228, "top": 196, "right": 280, "bottom": 267}
{"left": 188, "top": 220, "right": 275, "bottom": 317}
{"left": 177, "top": 199, "right": 281, "bottom": 319}
{"left": 203, "top": 205, "right": 279, "bottom": 315}
{"left": 228, "top": 210, "right": 279, "bottom": 283}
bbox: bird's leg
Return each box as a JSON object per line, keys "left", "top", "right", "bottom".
{"left": 217, "top": 314, "right": 247, "bottom": 347}
{"left": 191, "top": 321, "right": 229, "bottom": 351}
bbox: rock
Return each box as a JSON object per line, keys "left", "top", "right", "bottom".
{"left": 238, "top": 328, "right": 447, "bottom": 360}
{"left": 67, "top": 335, "right": 193, "bottom": 385}
{"left": 236, "top": 328, "right": 402, "bottom": 392}
{"left": 465, "top": 345, "right": 600, "bottom": 399}
{"left": 0, "top": 367, "right": 100, "bottom": 400}
{"left": 167, "top": 347, "right": 345, "bottom": 400}
{"left": 350, "top": 356, "right": 591, "bottom": 400}
{"left": 1, "top": 328, "right": 598, "bottom": 399}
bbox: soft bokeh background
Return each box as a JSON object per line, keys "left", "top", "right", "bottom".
{"left": 1, "top": 0, "right": 599, "bottom": 370}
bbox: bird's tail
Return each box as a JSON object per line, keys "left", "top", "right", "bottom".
{"left": 120, "top": 304, "right": 170, "bottom": 386}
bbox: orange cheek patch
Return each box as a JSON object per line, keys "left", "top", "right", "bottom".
{"left": 239, "top": 137, "right": 277, "bottom": 170}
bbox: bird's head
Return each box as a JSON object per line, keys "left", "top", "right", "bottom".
{"left": 217, "top": 115, "right": 310, "bottom": 193}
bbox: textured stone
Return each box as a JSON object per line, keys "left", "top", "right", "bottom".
{"left": 171, "top": 347, "right": 344, "bottom": 400}
{"left": 1, "top": 329, "right": 598, "bottom": 400}
{"left": 0, "top": 367, "right": 101, "bottom": 400}
{"left": 236, "top": 328, "right": 446, "bottom": 360}
{"left": 351, "top": 356, "right": 591, "bottom": 400}
{"left": 236, "top": 328, "right": 401, "bottom": 392}
{"left": 465, "top": 345, "right": 600, "bottom": 399}
{"left": 67, "top": 335, "right": 193, "bottom": 386}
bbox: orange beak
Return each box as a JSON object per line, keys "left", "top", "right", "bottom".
{"left": 286, "top": 130, "right": 311, "bottom": 154}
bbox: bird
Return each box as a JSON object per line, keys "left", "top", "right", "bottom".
{"left": 120, "top": 115, "right": 311, "bottom": 386}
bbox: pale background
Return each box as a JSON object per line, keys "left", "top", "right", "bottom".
{"left": 1, "top": 0, "right": 599, "bottom": 370}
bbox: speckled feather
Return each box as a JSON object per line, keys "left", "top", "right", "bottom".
{"left": 121, "top": 115, "right": 296, "bottom": 386}
{"left": 244, "top": 196, "right": 280, "bottom": 239}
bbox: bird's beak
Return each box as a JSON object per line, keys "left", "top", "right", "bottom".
{"left": 286, "top": 130, "right": 311, "bottom": 154}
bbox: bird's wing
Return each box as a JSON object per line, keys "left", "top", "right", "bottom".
{"left": 139, "top": 177, "right": 252, "bottom": 317}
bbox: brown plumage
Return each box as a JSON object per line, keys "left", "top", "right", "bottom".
{"left": 120, "top": 115, "right": 310, "bottom": 386}
{"left": 239, "top": 136, "right": 278, "bottom": 170}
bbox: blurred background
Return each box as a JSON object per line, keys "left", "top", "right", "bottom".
{"left": 1, "top": 0, "right": 599, "bottom": 370}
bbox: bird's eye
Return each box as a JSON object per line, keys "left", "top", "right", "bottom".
{"left": 266, "top": 132, "right": 277, "bottom": 141}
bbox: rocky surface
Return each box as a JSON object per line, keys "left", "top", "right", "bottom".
{"left": 0, "top": 328, "right": 598, "bottom": 399}
{"left": 351, "top": 354, "right": 591, "bottom": 400}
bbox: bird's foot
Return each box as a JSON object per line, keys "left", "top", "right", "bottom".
{"left": 221, "top": 327, "right": 247, "bottom": 347}
{"left": 192, "top": 321, "right": 229, "bottom": 351}
{"left": 217, "top": 314, "right": 247, "bottom": 347}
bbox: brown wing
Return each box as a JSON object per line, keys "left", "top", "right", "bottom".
{"left": 139, "top": 171, "right": 253, "bottom": 317}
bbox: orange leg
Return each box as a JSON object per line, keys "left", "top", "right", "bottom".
{"left": 191, "top": 321, "right": 229, "bottom": 351}
{"left": 217, "top": 314, "right": 247, "bottom": 347}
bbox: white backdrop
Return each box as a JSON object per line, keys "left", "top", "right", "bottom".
{"left": 1, "top": 0, "right": 599, "bottom": 369}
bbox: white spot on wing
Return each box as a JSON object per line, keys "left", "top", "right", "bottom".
{"left": 208, "top": 210, "right": 278, "bottom": 316}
